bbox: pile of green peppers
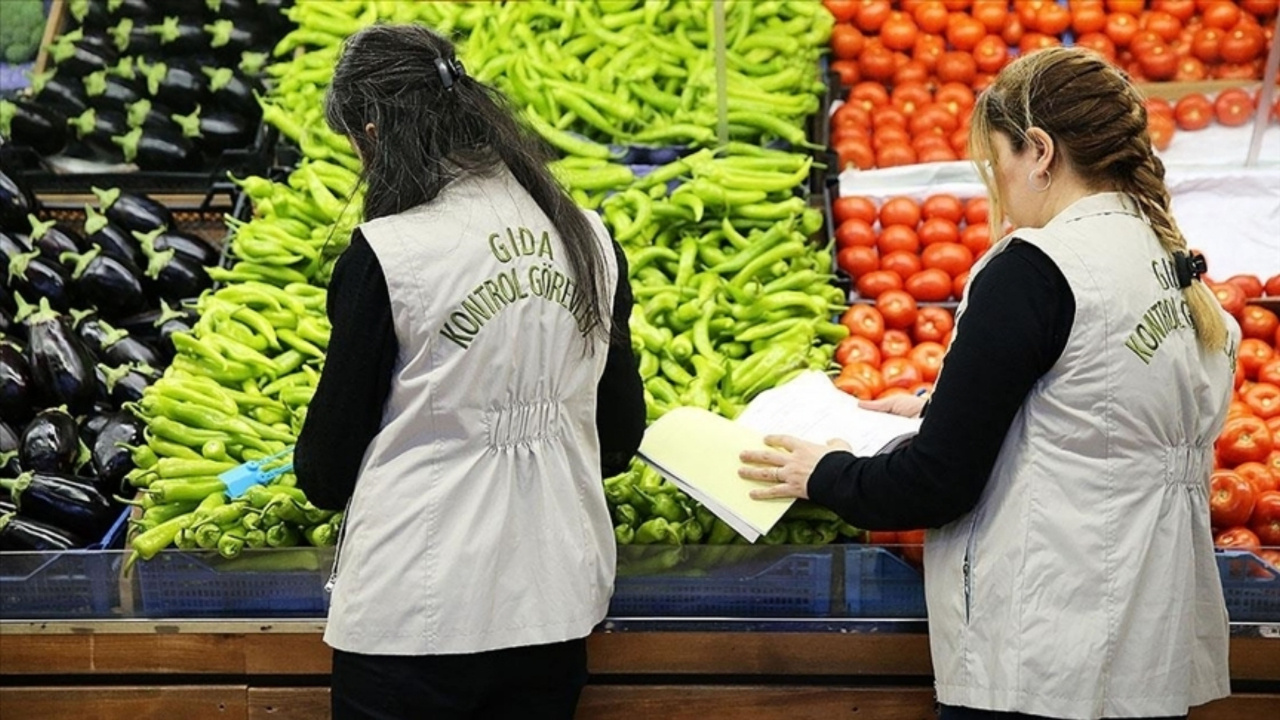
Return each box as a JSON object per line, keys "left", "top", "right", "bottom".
{"left": 122, "top": 281, "right": 336, "bottom": 567}
{"left": 269, "top": 0, "right": 832, "bottom": 150}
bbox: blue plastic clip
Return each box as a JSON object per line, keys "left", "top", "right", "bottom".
{"left": 220, "top": 445, "right": 296, "bottom": 499}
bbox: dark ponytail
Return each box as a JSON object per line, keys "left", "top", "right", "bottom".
{"left": 324, "top": 24, "right": 611, "bottom": 344}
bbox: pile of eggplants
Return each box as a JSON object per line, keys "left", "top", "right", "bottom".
{"left": 1, "top": 180, "right": 212, "bottom": 552}
{"left": 0, "top": 0, "right": 293, "bottom": 172}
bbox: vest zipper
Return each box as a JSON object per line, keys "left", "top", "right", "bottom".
{"left": 324, "top": 498, "right": 354, "bottom": 594}
{"left": 962, "top": 515, "right": 978, "bottom": 625}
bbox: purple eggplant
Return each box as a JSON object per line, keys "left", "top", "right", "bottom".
{"left": 204, "top": 67, "right": 262, "bottom": 120}
{"left": 30, "top": 70, "right": 90, "bottom": 118}
{"left": 0, "top": 472, "right": 116, "bottom": 541}
{"left": 48, "top": 29, "right": 117, "bottom": 77}
{"left": 90, "top": 412, "right": 143, "bottom": 491}
{"left": 16, "top": 298, "right": 99, "bottom": 415}
{"left": 0, "top": 232, "right": 34, "bottom": 283}
{"left": 74, "top": 315, "right": 159, "bottom": 368}
{"left": 210, "top": 0, "right": 257, "bottom": 17}
{"left": 91, "top": 187, "right": 171, "bottom": 235}
{"left": 139, "top": 60, "right": 204, "bottom": 115}
{"left": 1, "top": 420, "right": 20, "bottom": 476}
{"left": 7, "top": 252, "right": 73, "bottom": 311}
{"left": 135, "top": 226, "right": 218, "bottom": 267}
{"left": 148, "top": 17, "right": 210, "bottom": 56}
{"left": 26, "top": 216, "right": 87, "bottom": 266}
{"left": 0, "top": 171, "right": 37, "bottom": 234}
{"left": 136, "top": 229, "right": 211, "bottom": 301}
{"left": 68, "top": 0, "right": 112, "bottom": 29}
{"left": 111, "top": 126, "right": 201, "bottom": 171}
{"left": 0, "top": 308, "right": 19, "bottom": 342}
{"left": 83, "top": 70, "right": 144, "bottom": 115}
{"left": 68, "top": 108, "right": 129, "bottom": 162}
{"left": 79, "top": 413, "right": 112, "bottom": 446}
{"left": 82, "top": 206, "right": 144, "bottom": 270}
{"left": 0, "top": 100, "right": 70, "bottom": 157}
{"left": 125, "top": 98, "right": 179, "bottom": 134}
{"left": 61, "top": 247, "right": 148, "bottom": 320}
{"left": 104, "top": 0, "right": 154, "bottom": 21}
{"left": 171, "top": 105, "right": 254, "bottom": 155}
{"left": 106, "top": 17, "right": 160, "bottom": 55}
{"left": 0, "top": 513, "right": 87, "bottom": 551}
{"left": 71, "top": 311, "right": 113, "bottom": 353}
{"left": 99, "top": 361, "right": 159, "bottom": 406}
{"left": 116, "top": 302, "right": 193, "bottom": 363}
{"left": 205, "top": 19, "right": 268, "bottom": 61}
{"left": 0, "top": 340, "right": 32, "bottom": 426}
{"left": 19, "top": 407, "right": 79, "bottom": 474}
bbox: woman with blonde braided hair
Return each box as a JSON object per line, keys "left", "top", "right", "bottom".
{"left": 739, "top": 46, "right": 1238, "bottom": 719}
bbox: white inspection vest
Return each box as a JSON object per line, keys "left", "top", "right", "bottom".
{"left": 926, "top": 193, "right": 1237, "bottom": 718}
{"left": 324, "top": 167, "right": 618, "bottom": 655}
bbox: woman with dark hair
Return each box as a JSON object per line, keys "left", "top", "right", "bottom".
{"left": 292, "top": 24, "right": 645, "bottom": 720}
{"left": 740, "top": 46, "right": 1236, "bottom": 720}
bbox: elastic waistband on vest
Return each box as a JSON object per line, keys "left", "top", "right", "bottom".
{"left": 1161, "top": 443, "right": 1213, "bottom": 488}
{"left": 485, "top": 400, "right": 564, "bottom": 449}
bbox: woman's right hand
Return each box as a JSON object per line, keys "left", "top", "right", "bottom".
{"left": 859, "top": 394, "right": 927, "bottom": 418}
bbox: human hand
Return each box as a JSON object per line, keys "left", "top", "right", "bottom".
{"left": 859, "top": 394, "right": 927, "bottom": 418}
{"left": 738, "top": 435, "right": 853, "bottom": 501}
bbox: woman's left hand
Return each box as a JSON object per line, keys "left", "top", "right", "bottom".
{"left": 739, "top": 435, "right": 852, "bottom": 500}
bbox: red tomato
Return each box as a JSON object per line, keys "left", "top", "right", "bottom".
{"left": 1215, "top": 526, "right": 1261, "bottom": 553}
{"left": 1256, "top": 357, "right": 1280, "bottom": 388}
{"left": 1075, "top": 31, "right": 1118, "bottom": 62}
{"left": 859, "top": 0, "right": 896, "bottom": 31}
{"left": 1174, "top": 93, "right": 1214, "bottom": 130}
{"left": 960, "top": 223, "right": 992, "bottom": 256}
{"left": 833, "top": 102, "right": 873, "bottom": 130}
{"left": 1221, "top": 24, "right": 1265, "bottom": 63}
{"left": 836, "top": 137, "right": 876, "bottom": 171}
{"left": 922, "top": 242, "right": 975, "bottom": 277}
{"left": 972, "top": 34, "right": 1010, "bottom": 74}
{"left": 1202, "top": 2, "right": 1242, "bottom": 30}
{"left": 913, "top": 33, "right": 947, "bottom": 71}
{"left": 917, "top": 216, "right": 959, "bottom": 245}
{"left": 1217, "top": 415, "right": 1274, "bottom": 466}
{"left": 1245, "top": 383, "right": 1280, "bottom": 420}
{"left": 1235, "top": 461, "right": 1280, "bottom": 495}
{"left": 1155, "top": 0, "right": 1196, "bottom": 22}
{"left": 1227, "top": 274, "right": 1265, "bottom": 299}
{"left": 1240, "top": 305, "right": 1280, "bottom": 340}
{"left": 1214, "top": 88, "right": 1256, "bottom": 127}
{"left": 830, "top": 59, "right": 860, "bottom": 86}
{"left": 880, "top": 329, "right": 913, "bottom": 359}
{"left": 892, "top": 82, "right": 934, "bottom": 116}
{"left": 1175, "top": 56, "right": 1207, "bottom": 81}
{"left": 1033, "top": 2, "right": 1072, "bottom": 34}
{"left": 936, "top": 51, "right": 978, "bottom": 84}
{"left": 881, "top": 12, "right": 920, "bottom": 51}
{"left": 859, "top": 42, "right": 898, "bottom": 82}
{"left": 1250, "top": 491, "right": 1280, "bottom": 546}
{"left": 838, "top": 245, "right": 880, "bottom": 278}
{"left": 974, "top": 2, "right": 1010, "bottom": 32}
{"left": 881, "top": 249, "right": 925, "bottom": 282}
{"left": 910, "top": 105, "right": 960, "bottom": 137}
{"left": 964, "top": 197, "right": 989, "bottom": 225}
{"left": 1146, "top": 96, "right": 1176, "bottom": 121}
{"left": 894, "top": 59, "right": 931, "bottom": 86}
{"left": 880, "top": 197, "right": 922, "bottom": 228}
{"left": 872, "top": 105, "right": 910, "bottom": 131}
{"left": 922, "top": 194, "right": 964, "bottom": 223}
{"left": 877, "top": 289, "right": 920, "bottom": 330}
{"left": 1002, "top": 13, "right": 1026, "bottom": 45}
{"left": 1240, "top": 338, "right": 1276, "bottom": 379}
{"left": 1191, "top": 27, "right": 1224, "bottom": 62}
{"left": 841, "top": 361, "right": 886, "bottom": 397}
{"left": 1211, "top": 470, "right": 1258, "bottom": 528}
{"left": 935, "top": 83, "right": 976, "bottom": 116}
{"left": 857, "top": 269, "right": 905, "bottom": 299}
{"left": 835, "top": 334, "right": 882, "bottom": 368}
{"left": 1106, "top": 12, "right": 1140, "bottom": 46}
{"left": 841, "top": 304, "right": 886, "bottom": 344}
{"left": 831, "top": 24, "right": 866, "bottom": 60}
{"left": 877, "top": 142, "right": 918, "bottom": 168}
{"left": 947, "top": 15, "right": 987, "bottom": 51}
{"left": 824, "top": 0, "right": 859, "bottom": 24}
{"left": 906, "top": 268, "right": 954, "bottom": 302}
{"left": 953, "top": 270, "right": 970, "bottom": 301}
{"left": 908, "top": 341, "right": 946, "bottom": 382}
{"left": 1141, "top": 9, "right": 1183, "bottom": 41}
{"left": 835, "top": 373, "right": 876, "bottom": 400}
{"left": 1211, "top": 282, "right": 1247, "bottom": 316}
{"left": 882, "top": 357, "right": 924, "bottom": 390}
{"left": 1073, "top": 5, "right": 1109, "bottom": 34}
{"left": 912, "top": 1, "right": 950, "bottom": 33}
{"left": 866, "top": 530, "right": 899, "bottom": 545}
{"left": 878, "top": 224, "right": 921, "bottom": 255}
{"left": 913, "top": 306, "right": 955, "bottom": 344}
{"left": 1268, "top": 274, "right": 1280, "bottom": 297}
{"left": 834, "top": 195, "right": 879, "bottom": 225}
{"left": 836, "top": 218, "right": 878, "bottom": 249}
{"left": 1139, "top": 42, "right": 1179, "bottom": 80}
{"left": 1146, "top": 113, "right": 1175, "bottom": 151}
{"left": 850, "top": 82, "right": 891, "bottom": 111}
{"left": 1241, "top": 0, "right": 1279, "bottom": 16}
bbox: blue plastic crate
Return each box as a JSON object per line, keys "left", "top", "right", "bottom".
{"left": 1216, "top": 550, "right": 1280, "bottom": 623}
{"left": 609, "top": 546, "right": 833, "bottom": 618}
{"left": 844, "top": 546, "right": 927, "bottom": 618}
{"left": 0, "top": 508, "right": 130, "bottom": 619}
{"left": 136, "top": 548, "right": 333, "bottom": 618}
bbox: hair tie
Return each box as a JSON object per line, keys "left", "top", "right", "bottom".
{"left": 434, "top": 56, "right": 466, "bottom": 91}
{"left": 1172, "top": 251, "right": 1207, "bottom": 289}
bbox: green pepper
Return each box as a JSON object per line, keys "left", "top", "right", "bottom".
{"left": 634, "top": 517, "right": 683, "bottom": 545}
{"left": 266, "top": 523, "right": 300, "bottom": 548}
{"left": 614, "top": 524, "right": 635, "bottom": 545}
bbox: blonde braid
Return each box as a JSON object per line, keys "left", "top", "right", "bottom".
{"left": 1123, "top": 139, "right": 1228, "bottom": 353}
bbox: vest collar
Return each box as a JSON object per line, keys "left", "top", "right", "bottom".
{"left": 1049, "top": 191, "right": 1141, "bottom": 226}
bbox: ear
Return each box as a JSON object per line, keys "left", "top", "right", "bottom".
{"left": 1025, "top": 127, "right": 1055, "bottom": 173}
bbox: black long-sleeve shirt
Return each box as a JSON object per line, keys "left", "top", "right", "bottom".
{"left": 294, "top": 230, "right": 646, "bottom": 511}
{"left": 808, "top": 241, "right": 1075, "bottom": 531}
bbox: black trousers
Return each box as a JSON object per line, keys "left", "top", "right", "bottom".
{"left": 940, "top": 705, "right": 1187, "bottom": 720}
{"left": 331, "top": 638, "right": 588, "bottom": 720}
